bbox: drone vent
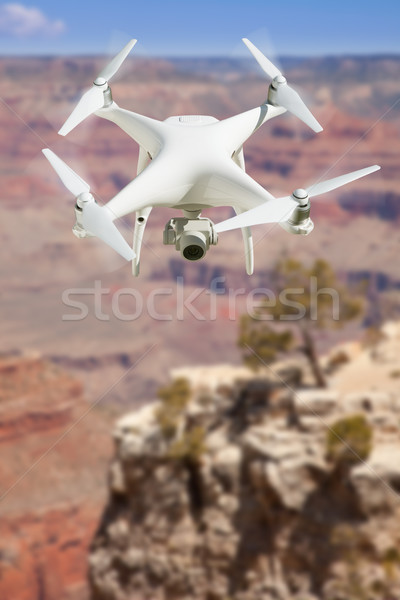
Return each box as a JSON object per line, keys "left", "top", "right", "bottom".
{"left": 179, "top": 115, "right": 202, "bottom": 123}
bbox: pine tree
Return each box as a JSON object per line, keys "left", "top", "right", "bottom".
{"left": 239, "top": 257, "right": 363, "bottom": 387}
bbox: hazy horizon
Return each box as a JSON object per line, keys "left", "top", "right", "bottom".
{"left": 2, "top": 52, "right": 400, "bottom": 61}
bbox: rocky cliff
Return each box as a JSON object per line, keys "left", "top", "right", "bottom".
{"left": 0, "top": 354, "right": 113, "bottom": 600}
{"left": 89, "top": 326, "right": 400, "bottom": 600}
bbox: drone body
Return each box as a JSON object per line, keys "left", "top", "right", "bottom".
{"left": 43, "top": 38, "right": 380, "bottom": 276}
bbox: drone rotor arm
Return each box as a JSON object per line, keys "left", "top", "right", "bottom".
{"left": 95, "top": 104, "right": 165, "bottom": 157}
{"left": 217, "top": 104, "right": 286, "bottom": 154}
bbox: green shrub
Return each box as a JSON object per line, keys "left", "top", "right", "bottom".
{"left": 155, "top": 378, "right": 191, "bottom": 439}
{"left": 326, "top": 414, "right": 373, "bottom": 466}
{"left": 382, "top": 547, "right": 400, "bottom": 579}
{"left": 155, "top": 379, "right": 207, "bottom": 464}
{"left": 169, "top": 426, "right": 207, "bottom": 464}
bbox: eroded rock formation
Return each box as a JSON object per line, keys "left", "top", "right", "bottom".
{"left": 89, "top": 353, "right": 400, "bottom": 600}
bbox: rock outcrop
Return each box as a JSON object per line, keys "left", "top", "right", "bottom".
{"left": 89, "top": 356, "right": 400, "bottom": 600}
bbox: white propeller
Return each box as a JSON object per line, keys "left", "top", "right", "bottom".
{"left": 243, "top": 38, "right": 323, "bottom": 133}
{"left": 215, "top": 165, "right": 381, "bottom": 233}
{"left": 215, "top": 197, "right": 298, "bottom": 233}
{"left": 43, "top": 149, "right": 135, "bottom": 261}
{"left": 42, "top": 148, "right": 90, "bottom": 197}
{"left": 305, "top": 165, "right": 381, "bottom": 198}
{"left": 59, "top": 39, "right": 137, "bottom": 136}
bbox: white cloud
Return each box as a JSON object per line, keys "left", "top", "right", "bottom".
{"left": 0, "top": 3, "right": 65, "bottom": 37}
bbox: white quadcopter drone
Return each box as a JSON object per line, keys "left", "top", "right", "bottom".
{"left": 43, "top": 38, "right": 380, "bottom": 276}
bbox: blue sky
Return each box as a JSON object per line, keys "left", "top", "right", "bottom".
{"left": 0, "top": 0, "right": 399, "bottom": 56}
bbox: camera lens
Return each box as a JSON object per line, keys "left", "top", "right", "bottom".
{"left": 180, "top": 230, "right": 208, "bottom": 261}
{"left": 182, "top": 244, "right": 204, "bottom": 261}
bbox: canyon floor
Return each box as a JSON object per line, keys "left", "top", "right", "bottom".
{"left": 1, "top": 54, "right": 400, "bottom": 408}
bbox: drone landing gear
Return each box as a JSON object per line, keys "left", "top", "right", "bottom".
{"left": 132, "top": 206, "right": 152, "bottom": 276}
{"left": 233, "top": 206, "right": 254, "bottom": 275}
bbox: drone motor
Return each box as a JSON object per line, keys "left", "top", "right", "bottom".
{"left": 279, "top": 189, "right": 314, "bottom": 236}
